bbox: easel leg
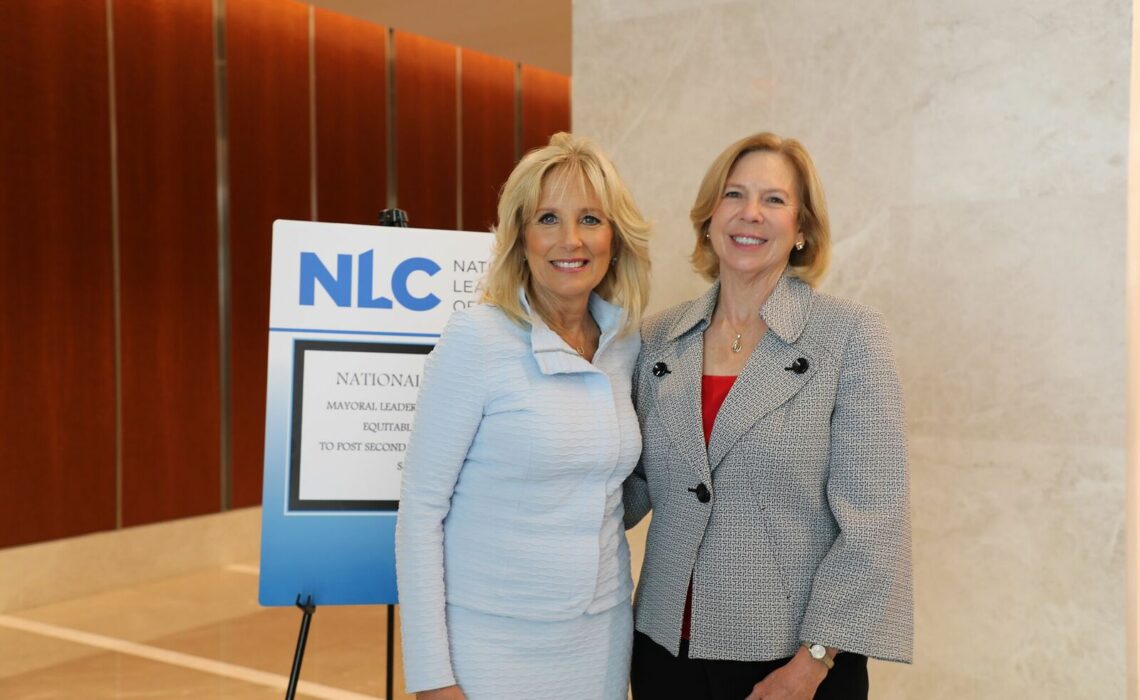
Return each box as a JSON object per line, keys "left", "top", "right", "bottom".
{"left": 286, "top": 594, "right": 316, "bottom": 700}
{"left": 386, "top": 603, "right": 396, "bottom": 700}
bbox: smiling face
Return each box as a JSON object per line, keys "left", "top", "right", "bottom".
{"left": 707, "top": 150, "right": 804, "bottom": 282}
{"left": 522, "top": 169, "right": 614, "bottom": 315}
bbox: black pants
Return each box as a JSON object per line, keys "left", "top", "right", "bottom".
{"left": 631, "top": 631, "right": 869, "bottom": 699}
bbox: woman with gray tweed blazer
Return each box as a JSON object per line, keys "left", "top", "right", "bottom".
{"left": 624, "top": 133, "right": 912, "bottom": 700}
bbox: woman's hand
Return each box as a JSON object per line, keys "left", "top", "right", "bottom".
{"left": 417, "top": 684, "right": 467, "bottom": 700}
{"left": 743, "top": 648, "right": 828, "bottom": 700}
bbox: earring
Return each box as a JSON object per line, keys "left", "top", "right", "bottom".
{"left": 611, "top": 256, "right": 618, "bottom": 266}
{"left": 795, "top": 241, "right": 805, "bottom": 250}
{"left": 704, "top": 231, "right": 710, "bottom": 240}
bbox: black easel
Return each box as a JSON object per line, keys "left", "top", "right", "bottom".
{"left": 283, "top": 596, "right": 398, "bottom": 700}
{"left": 386, "top": 603, "right": 396, "bottom": 700}
{"left": 285, "top": 594, "right": 315, "bottom": 700}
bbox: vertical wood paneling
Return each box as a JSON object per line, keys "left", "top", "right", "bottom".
{"left": 314, "top": 9, "right": 387, "bottom": 226}
{"left": 114, "top": 0, "right": 220, "bottom": 526}
{"left": 394, "top": 32, "right": 457, "bottom": 230}
{"left": 521, "top": 65, "right": 571, "bottom": 155}
{"left": 226, "top": 0, "right": 311, "bottom": 508}
{"left": 0, "top": 0, "right": 116, "bottom": 547}
{"left": 460, "top": 49, "right": 516, "bottom": 234}
{"left": 0, "top": 3, "right": 574, "bottom": 546}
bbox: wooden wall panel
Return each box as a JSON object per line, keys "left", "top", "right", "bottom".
{"left": 314, "top": 9, "right": 387, "bottom": 226}
{"left": 0, "top": 2, "right": 574, "bottom": 547}
{"left": 114, "top": 0, "right": 220, "bottom": 526}
{"left": 394, "top": 32, "right": 457, "bottom": 230}
{"left": 460, "top": 49, "right": 515, "bottom": 233}
{"left": 0, "top": 0, "right": 116, "bottom": 547}
{"left": 520, "top": 65, "right": 571, "bottom": 155}
{"left": 226, "top": 0, "right": 311, "bottom": 508}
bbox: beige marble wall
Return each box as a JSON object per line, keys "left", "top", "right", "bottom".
{"left": 574, "top": 1, "right": 1131, "bottom": 696}
{"left": 1127, "top": 0, "right": 1140, "bottom": 695}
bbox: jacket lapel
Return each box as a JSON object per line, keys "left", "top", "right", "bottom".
{"left": 707, "top": 275, "right": 818, "bottom": 472}
{"left": 651, "top": 285, "right": 719, "bottom": 488}
{"left": 657, "top": 329, "right": 712, "bottom": 488}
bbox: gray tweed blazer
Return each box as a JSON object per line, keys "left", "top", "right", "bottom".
{"left": 624, "top": 274, "right": 912, "bottom": 664}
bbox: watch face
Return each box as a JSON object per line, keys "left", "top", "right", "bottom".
{"left": 809, "top": 643, "right": 826, "bottom": 659}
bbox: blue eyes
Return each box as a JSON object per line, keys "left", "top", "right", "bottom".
{"left": 535, "top": 212, "right": 604, "bottom": 225}
{"left": 723, "top": 190, "right": 787, "bottom": 206}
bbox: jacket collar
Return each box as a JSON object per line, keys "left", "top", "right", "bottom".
{"left": 667, "top": 273, "right": 813, "bottom": 345}
{"left": 520, "top": 287, "right": 624, "bottom": 374}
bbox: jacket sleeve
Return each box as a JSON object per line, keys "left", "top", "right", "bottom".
{"left": 623, "top": 351, "right": 652, "bottom": 528}
{"left": 798, "top": 309, "right": 913, "bottom": 663}
{"left": 623, "top": 462, "right": 652, "bottom": 529}
{"left": 395, "top": 310, "right": 487, "bottom": 692}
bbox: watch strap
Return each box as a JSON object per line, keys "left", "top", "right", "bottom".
{"left": 803, "top": 642, "right": 835, "bottom": 670}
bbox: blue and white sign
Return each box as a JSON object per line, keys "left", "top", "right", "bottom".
{"left": 259, "top": 220, "right": 494, "bottom": 606}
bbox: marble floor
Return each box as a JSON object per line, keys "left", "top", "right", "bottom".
{"left": 0, "top": 562, "right": 411, "bottom": 699}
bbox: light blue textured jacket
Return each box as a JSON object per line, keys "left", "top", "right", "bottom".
{"left": 395, "top": 291, "right": 641, "bottom": 692}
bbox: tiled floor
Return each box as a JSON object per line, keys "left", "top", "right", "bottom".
{"left": 0, "top": 564, "right": 411, "bottom": 699}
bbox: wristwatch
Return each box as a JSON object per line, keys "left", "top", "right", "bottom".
{"left": 803, "top": 642, "right": 835, "bottom": 670}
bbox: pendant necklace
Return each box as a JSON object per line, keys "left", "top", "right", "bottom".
{"left": 554, "top": 322, "right": 593, "bottom": 357}
{"left": 727, "top": 319, "right": 748, "bottom": 353}
{"left": 726, "top": 314, "right": 758, "bottom": 353}
{"left": 558, "top": 332, "right": 585, "bottom": 356}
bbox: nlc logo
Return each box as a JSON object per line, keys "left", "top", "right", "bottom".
{"left": 299, "top": 251, "right": 440, "bottom": 311}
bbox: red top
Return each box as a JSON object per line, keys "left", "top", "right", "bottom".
{"left": 681, "top": 374, "right": 736, "bottom": 641}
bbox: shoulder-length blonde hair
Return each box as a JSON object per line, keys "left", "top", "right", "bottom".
{"left": 689, "top": 132, "right": 831, "bottom": 286}
{"left": 481, "top": 132, "right": 651, "bottom": 332}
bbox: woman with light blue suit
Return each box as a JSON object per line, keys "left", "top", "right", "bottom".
{"left": 396, "top": 133, "right": 651, "bottom": 699}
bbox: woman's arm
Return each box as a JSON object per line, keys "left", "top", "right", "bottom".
{"left": 798, "top": 308, "right": 913, "bottom": 663}
{"left": 396, "top": 310, "right": 488, "bottom": 693}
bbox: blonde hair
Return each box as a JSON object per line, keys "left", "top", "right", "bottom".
{"left": 689, "top": 132, "right": 831, "bottom": 286}
{"left": 481, "top": 132, "right": 651, "bottom": 332}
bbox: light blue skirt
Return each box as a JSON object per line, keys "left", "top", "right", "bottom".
{"left": 445, "top": 601, "right": 633, "bottom": 699}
